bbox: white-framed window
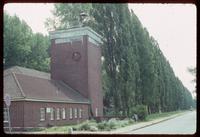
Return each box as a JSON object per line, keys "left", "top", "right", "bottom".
{"left": 46, "top": 108, "right": 51, "bottom": 113}
{"left": 4, "top": 108, "right": 8, "bottom": 122}
{"left": 62, "top": 108, "right": 66, "bottom": 119}
{"left": 50, "top": 108, "right": 54, "bottom": 120}
{"left": 95, "top": 108, "right": 98, "bottom": 117}
{"left": 56, "top": 108, "right": 60, "bottom": 120}
{"left": 69, "top": 108, "right": 73, "bottom": 119}
{"left": 40, "top": 108, "right": 45, "bottom": 121}
{"left": 74, "top": 108, "right": 78, "bottom": 118}
{"left": 79, "top": 108, "right": 82, "bottom": 118}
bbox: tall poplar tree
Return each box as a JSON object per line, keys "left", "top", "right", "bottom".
{"left": 45, "top": 3, "right": 194, "bottom": 115}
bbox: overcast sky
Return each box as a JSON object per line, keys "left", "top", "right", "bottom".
{"left": 128, "top": 4, "right": 196, "bottom": 97}
{"left": 4, "top": 3, "right": 196, "bottom": 97}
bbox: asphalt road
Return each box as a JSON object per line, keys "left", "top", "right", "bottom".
{"left": 128, "top": 110, "right": 196, "bottom": 134}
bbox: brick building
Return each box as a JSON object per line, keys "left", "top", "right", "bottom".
{"left": 3, "top": 27, "right": 103, "bottom": 130}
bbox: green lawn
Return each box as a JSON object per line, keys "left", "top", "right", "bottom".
{"left": 146, "top": 110, "right": 187, "bottom": 121}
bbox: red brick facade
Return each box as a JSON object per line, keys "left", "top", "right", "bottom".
{"left": 51, "top": 36, "right": 89, "bottom": 98}
{"left": 87, "top": 41, "right": 103, "bottom": 117}
{"left": 9, "top": 101, "right": 24, "bottom": 128}
{"left": 9, "top": 101, "right": 89, "bottom": 128}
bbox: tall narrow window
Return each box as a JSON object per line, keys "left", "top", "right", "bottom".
{"left": 62, "top": 108, "right": 66, "bottom": 119}
{"left": 74, "top": 108, "right": 78, "bottom": 118}
{"left": 4, "top": 108, "right": 8, "bottom": 122}
{"left": 56, "top": 108, "right": 60, "bottom": 120}
{"left": 50, "top": 108, "right": 54, "bottom": 120}
{"left": 95, "top": 108, "right": 98, "bottom": 117}
{"left": 40, "top": 108, "right": 45, "bottom": 121}
{"left": 70, "top": 108, "right": 73, "bottom": 119}
{"left": 79, "top": 108, "right": 82, "bottom": 118}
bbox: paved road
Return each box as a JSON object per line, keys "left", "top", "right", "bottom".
{"left": 128, "top": 111, "right": 196, "bottom": 134}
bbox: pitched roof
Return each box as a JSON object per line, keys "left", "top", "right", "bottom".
{"left": 4, "top": 66, "right": 50, "bottom": 79}
{"left": 4, "top": 66, "right": 89, "bottom": 104}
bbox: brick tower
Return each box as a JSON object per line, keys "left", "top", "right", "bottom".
{"left": 50, "top": 27, "right": 103, "bottom": 117}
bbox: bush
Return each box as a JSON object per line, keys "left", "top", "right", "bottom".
{"left": 97, "top": 122, "right": 106, "bottom": 130}
{"left": 107, "top": 118, "right": 118, "bottom": 129}
{"left": 118, "top": 120, "right": 129, "bottom": 127}
{"left": 79, "top": 117, "right": 136, "bottom": 131}
{"left": 97, "top": 121, "right": 111, "bottom": 131}
{"left": 130, "top": 105, "right": 148, "bottom": 121}
{"left": 109, "top": 122, "right": 117, "bottom": 129}
{"left": 78, "top": 120, "right": 99, "bottom": 131}
{"left": 137, "top": 105, "right": 148, "bottom": 120}
{"left": 97, "top": 120, "right": 117, "bottom": 131}
{"left": 90, "top": 126, "right": 98, "bottom": 131}
{"left": 128, "top": 119, "right": 135, "bottom": 124}
{"left": 79, "top": 122, "right": 91, "bottom": 130}
{"left": 72, "top": 126, "right": 79, "bottom": 131}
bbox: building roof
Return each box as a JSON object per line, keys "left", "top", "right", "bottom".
{"left": 49, "top": 27, "right": 103, "bottom": 45}
{"left": 4, "top": 66, "right": 90, "bottom": 104}
{"left": 4, "top": 66, "right": 50, "bottom": 79}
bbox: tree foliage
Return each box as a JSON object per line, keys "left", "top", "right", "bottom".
{"left": 4, "top": 13, "right": 32, "bottom": 67}
{"left": 45, "top": 3, "right": 92, "bottom": 30}
{"left": 4, "top": 12, "right": 50, "bottom": 72}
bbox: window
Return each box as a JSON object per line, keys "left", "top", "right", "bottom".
{"left": 46, "top": 108, "right": 51, "bottom": 113}
{"left": 56, "top": 108, "right": 60, "bottom": 120}
{"left": 40, "top": 108, "right": 45, "bottom": 121}
{"left": 50, "top": 108, "right": 54, "bottom": 120}
{"left": 74, "top": 108, "right": 78, "bottom": 118}
{"left": 79, "top": 108, "right": 82, "bottom": 118}
{"left": 62, "top": 108, "right": 66, "bottom": 119}
{"left": 4, "top": 108, "right": 8, "bottom": 122}
{"left": 69, "top": 108, "right": 73, "bottom": 119}
{"left": 95, "top": 108, "right": 98, "bottom": 117}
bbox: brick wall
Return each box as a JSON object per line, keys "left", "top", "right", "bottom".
{"left": 87, "top": 41, "right": 103, "bottom": 117}
{"left": 10, "top": 101, "right": 89, "bottom": 128}
{"left": 9, "top": 101, "right": 24, "bottom": 127}
{"left": 51, "top": 36, "right": 89, "bottom": 98}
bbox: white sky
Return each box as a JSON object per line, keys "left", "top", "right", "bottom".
{"left": 4, "top": 3, "right": 54, "bottom": 35}
{"left": 4, "top": 3, "right": 196, "bottom": 97}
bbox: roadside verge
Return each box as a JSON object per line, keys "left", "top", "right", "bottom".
{"left": 73, "top": 110, "right": 191, "bottom": 134}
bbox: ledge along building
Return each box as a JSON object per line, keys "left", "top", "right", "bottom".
{"left": 3, "top": 27, "right": 103, "bottom": 131}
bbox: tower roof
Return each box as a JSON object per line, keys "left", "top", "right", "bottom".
{"left": 49, "top": 27, "right": 103, "bottom": 46}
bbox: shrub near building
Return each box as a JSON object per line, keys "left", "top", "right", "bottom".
{"left": 130, "top": 105, "right": 148, "bottom": 121}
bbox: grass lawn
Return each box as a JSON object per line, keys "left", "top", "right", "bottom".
{"left": 146, "top": 110, "right": 188, "bottom": 121}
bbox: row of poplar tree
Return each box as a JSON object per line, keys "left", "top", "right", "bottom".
{"left": 4, "top": 3, "right": 195, "bottom": 117}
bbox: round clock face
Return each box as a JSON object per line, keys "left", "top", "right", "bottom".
{"left": 72, "top": 52, "right": 81, "bottom": 61}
